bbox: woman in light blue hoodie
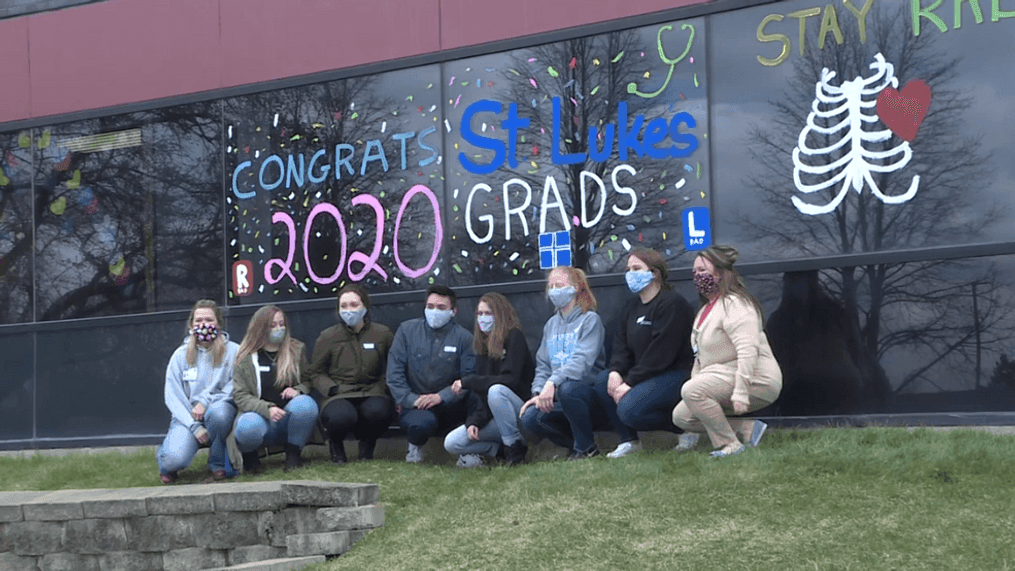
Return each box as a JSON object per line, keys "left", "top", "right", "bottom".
{"left": 520, "top": 266, "right": 607, "bottom": 460}
{"left": 157, "top": 300, "right": 240, "bottom": 483}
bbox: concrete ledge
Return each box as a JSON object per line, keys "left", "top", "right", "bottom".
{"left": 205, "top": 555, "right": 326, "bottom": 571}
{"left": 0, "top": 482, "right": 383, "bottom": 571}
{"left": 285, "top": 531, "right": 351, "bottom": 557}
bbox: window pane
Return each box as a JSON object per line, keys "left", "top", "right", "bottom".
{"left": 710, "top": 0, "right": 1014, "bottom": 261}
{"left": 32, "top": 102, "right": 224, "bottom": 320}
{"left": 224, "top": 66, "right": 448, "bottom": 305}
{"left": 35, "top": 319, "right": 181, "bottom": 438}
{"left": 0, "top": 131, "right": 33, "bottom": 324}
{"left": 444, "top": 17, "right": 710, "bottom": 284}
{"left": 746, "top": 255, "right": 1015, "bottom": 415}
{"left": 0, "top": 331, "right": 34, "bottom": 441}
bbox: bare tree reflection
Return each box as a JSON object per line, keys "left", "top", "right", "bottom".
{"left": 457, "top": 26, "right": 702, "bottom": 275}
{"left": 31, "top": 103, "right": 223, "bottom": 321}
{"left": 224, "top": 75, "right": 440, "bottom": 297}
{"left": 743, "top": 5, "right": 1013, "bottom": 409}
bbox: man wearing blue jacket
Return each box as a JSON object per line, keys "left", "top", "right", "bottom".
{"left": 387, "top": 285, "right": 476, "bottom": 463}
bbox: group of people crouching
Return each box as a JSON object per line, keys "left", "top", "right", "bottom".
{"left": 156, "top": 244, "right": 783, "bottom": 483}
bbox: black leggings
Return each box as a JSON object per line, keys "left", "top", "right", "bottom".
{"left": 319, "top": 396, "right": 395, "bottom": 443}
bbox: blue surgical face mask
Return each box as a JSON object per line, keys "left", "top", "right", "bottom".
{"left": 340, "top": 308, "right": 367, "bottom": 328}
{"left": 425, "top": 308, "right": 455, "bottom": 329}
{"left": 626, "top": 270, "right": 655, "bottom": 294}
{"left": 267, "top": 327, "right": 286, "bottom": 344}
{"left": 476, "top": 314, "right": 495, "bottom": 333}
{"left": 548, "top": 286, "right": 577, "bottom": 310}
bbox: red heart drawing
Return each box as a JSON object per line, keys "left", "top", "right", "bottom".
{"left": 877, "top": 80, "right": 931, "bottom": 142}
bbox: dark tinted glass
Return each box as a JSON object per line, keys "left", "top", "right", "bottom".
{"left": 35, "top": 318, "right": 188, "bottom": 438}
{"left": 0, "top": 131, "right": 33, "bottom": 324}
{"left": 445, "top": 17, "right": 709, "bottom": 285}
{"left": 0, "top": 331, "right": 34, "bottom": 440}
{"left": 747, "top": 255, "right": 1015, "bottom": 416}
{"left": 710, "top": 0, "right": 1014, "bottom": 261}
{"left": 32, "top": 102, "right": 225, "bottom": 321}
{"left": 224, "top": 66, "right": 448, "bottom": 306}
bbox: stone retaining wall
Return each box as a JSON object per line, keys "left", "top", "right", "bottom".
{"left": 0, "top": 481, "right": 383, "bottom": 571}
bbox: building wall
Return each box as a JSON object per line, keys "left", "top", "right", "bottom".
{"left": 0, "top": 0, "right": 706, "bottom": 125}
{"left": 2, "top": 0, "right": 1015, "bottom": 450}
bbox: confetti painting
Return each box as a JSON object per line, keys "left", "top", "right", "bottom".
{"left": 218, "top": 19, "right": 710, "bottom": 302}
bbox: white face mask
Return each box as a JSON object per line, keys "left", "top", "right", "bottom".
{"left": 625, "top": 270, "right": 654, "bottom": 294}
{"left": 267, "top": 327, "right": 286, "bottom": 344}
{"left": 548, "top": 286, "right": 577, "bottom": 309}
{"left": 425, "top": 308, "right": 455, "bottom": 329}
{"left": 476, "top": 314, "right": 495, "bottom": 333}
{"left": 340, "top": 308, "right": 367, "bottom": 327}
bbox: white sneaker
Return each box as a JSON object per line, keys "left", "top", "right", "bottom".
{"left": 746, "top": 420, "right": 767, "bottom": 448}
{"left": 674, "top": 433, "right": 700, "bottom": 452}
{"left": 456, "top": 453, "right": 483, "bottom": 468}
{"left": 406, "top": 443, "right": 424, "bottom": 463}
{"left": 607, "top": 440, "right": 643, "bottom": 458}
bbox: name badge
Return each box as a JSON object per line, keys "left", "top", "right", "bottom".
{"left": 258, "top": 365, "right": 271, "bottom": 373}
{"left": 363, "top": 343, "right": 375, "bottom": 350}
{"left": 182, "top": 369, "right": 197, "bottom": 381}
{"left": 444, "top": 346, "right": 457, "bottom": 353}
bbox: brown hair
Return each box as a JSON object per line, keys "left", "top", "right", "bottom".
{"left": 473, "top": 292, "right": 522, "bottom": 360}
{"left": 236, "top": 305, "right": 301, "bottom": 388}
{"left": 547, "top": 266, "right": 597, "bottom": 312}
{"left": 629, "top": 248, "right": 671, "bottom": 290}
{"left": 336, "top": 283, "right": 371, "bottom": 314}
{"left": 695, "top": 245, "right": 765, "bottom": 322}
{"left": 186, "top": 299, "right": 227, "bottom": 368}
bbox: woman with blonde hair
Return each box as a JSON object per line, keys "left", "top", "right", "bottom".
{"left": 232, "top": 305, "right": 317, "bottom": 471}
{"left": 672, "top": 245, "right": 783, "bottom": 457}
{"left": 520, "top": 266, "right": 607, "bottom": 460}
{"left": 158, "top": 299, "right": 239, "bottom": 483}
{"left": 443, "top": 292, "right": 535, "bottom": 467}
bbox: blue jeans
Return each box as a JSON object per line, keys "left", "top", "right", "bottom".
{"left": 594, "top": 369, "right": 688, "bottom": 443}
{"left": 399, "top": 399, "right": 468, "bottom": 446}
{"left": 443, "top": 384, "right": 526, "bottom": 456}
{"left": 488, "top": 384, "right": 525, "bottom": 446}
{"left": 444, "top": 422, "right": 501, "bottom": 456}
{"left": 521, "top": 379, "right": 605, "bottom": 454}
{"left": 234, "top": 395, "right": 319, "bottom": 452}
{"left": 158, "top": 400, "right": 236, "bottom": 474}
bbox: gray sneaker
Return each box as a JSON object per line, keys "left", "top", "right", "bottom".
{"left": 673, "top": 433, "right": 700, "bottom": 452}
{"left": 456, "top": 453, "right": 483, "bottom": 468}
{"left": 406, "top": 443, "right": 424, "bottom": 463}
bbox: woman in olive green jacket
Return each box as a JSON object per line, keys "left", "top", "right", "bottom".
{"left": 231, "top": 305, "right": 316, "bottom": 472}
{"left": 306, "top": 284, "right": 395, "bottom": 464}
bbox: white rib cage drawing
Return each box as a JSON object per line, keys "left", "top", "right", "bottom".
{"left": 792, "top": 53, "right": 920, "bottom": 216}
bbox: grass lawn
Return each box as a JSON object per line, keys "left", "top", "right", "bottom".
{"left": 2, "top": 427, "right": 1014, "bottom": 570}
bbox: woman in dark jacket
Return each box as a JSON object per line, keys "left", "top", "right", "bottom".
{"left": 306, "top": 284, "right": 395, "bottom": 464}
{"left": 232, "top": 305, "right": 316, "bottom": 472}
{"left": 443, "top": 292, "right": 535, "bottom": 467}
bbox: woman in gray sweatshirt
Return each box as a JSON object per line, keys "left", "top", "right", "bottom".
{"left": 519, "top": 267, "right": 607, "bottom": 460}
{"left": 158, "top": 300, "right": 239, "bottom": 483}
